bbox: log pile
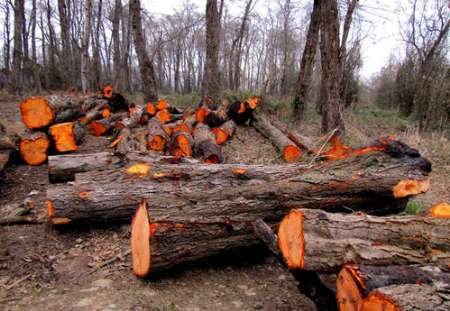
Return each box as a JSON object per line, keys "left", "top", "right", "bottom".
{"left": 11, "top": 90, "right": 449, "bottom": 310}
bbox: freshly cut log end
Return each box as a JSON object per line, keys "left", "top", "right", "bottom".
{"left": 169, "top": 133, "right": 193, "bottom": 158}
{"left": 51, "top": 217, "right": 72, "bottom": 225}
{"left": 430, "top": 203, "right": 450, "bottom": 218}
{"left": 393, "top": 179, "right": 429, "bottom": 198}
{"left": 283, "top": 145, "right": 302, "bottom": 163}
{"left": 20, "top": 97, "right": 54, "bottom": 129}
{"left": 360, "top": 292, "right": 398, "bottom": 311}
{"left": 131, "top": 200, "right": 151, "bottom": 277}
{"left": 172, "top": 123, "right": 192, "bottom": 134}
{"left": 19, "top": 132, "right": 50, "bottom": 165}
{"left": 227, "top": 101, "right": 252, "bottom": 125}
{"left": 336, "top": 265, "right": 365, "bottom": 311}
{"left": 49, "top": 122, "right": 79, "bottom": 152}
{"left": 246, "top": 96, "right": 261, "bottom": 110}
{"left": 155, "top": 109, "right": 171, "bottom": 124}
{"left": 102, "top": 107, "right": 111, "bottom": 118}
{"left": 148, "top": 136, "right": 166, "bottom": 151}
{"left": 277, "top": 210, "right": 305, "bottom": 269}
{"left": 211, "top": 128, "right": 229, "bottom": 145}
{"left": 47, "top": 201, "right": 55, "bottom": 217}
{"left": 146, "top": 103, "right": 156, "bottom": 116}
{"left": 156, "top": 99, "right": 169, "bottom": 111}
{"left": 148, "top": 119, "right": 169, "bottom": 151}
{"left": 103, "top": 85, "right": 113, "bottom": 99}
{"left": 203, "top": 109, "right": 228, "bottom": 128}
{"left": 126, "top": 163, "right": 151, "bottom": 177}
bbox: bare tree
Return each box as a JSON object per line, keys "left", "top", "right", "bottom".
{"left": 112, "top": 0, "right": 122, "bottom": 90}
{"left": 81, "top": 0, "right": 93, "bottom": 93}
{"left": 2, "top": 2, "right": 11, "bottom": 85}
{"left": 129, "top": 0, "right": 158, "bottom": 101}
{"left": 202, "top": 0, "right": 222, "bottom": 99}
{"left": 10, "top": 0, "right": 24, "bottom": 94}
{"left": 31, "top": 0, "right": 41, "bottom": 91}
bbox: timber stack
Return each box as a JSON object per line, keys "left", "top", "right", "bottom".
{"left": 7, "top": 87, "right": 450, "bottom": 310}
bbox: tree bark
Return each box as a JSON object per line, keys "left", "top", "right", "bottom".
{"left": 112, "top": 0, "right": 122, "bottom": 90}
{"left": 81, "top": 0, "right": 93, "bottom": 93}
{"left": 202, "top": 0, "right": 221, "bottom": 100}
{"left": 31, "top": 0, "right": 41, "bottom": 92}
{"left": 292, "top": 0, "right": 320, "bottom": 120}
{"left": 129, "top": 0, "right": 158, "bottom": 101}
{"left": 47, "top": 149, "right": 431, "bottom": 224}
{"left": 11, "top": 0, "right": 24, "bottom": 94}
{"left": 193, "top": 123, "right": 224, "bottom": 163}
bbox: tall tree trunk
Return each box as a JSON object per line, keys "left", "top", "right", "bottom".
{"left": 31, "top": 0, "right": 41, "bottom": 92}
{"left": 319, "top": 0, "right": 345, "bottom": 135}
{"left": 292, "top": 0, "right": 320, "bottom": 120}
{"left": 3, "top": 3, "right": 11, "bottom": 84}
{"left": 81, "top": 0, "right": 93, "bottom": 93}
{"left": 58, "top": 0, "right": 72, "bottom": 89}
{"left": 112, "top": 0, "right": 122, "bottom": 90}
{"left": 202, "top": 0, "right": 221, "bottom": 100}
{"left": 10, "top": 0, "right": 24, "bottom": 94}
{"left": 129, "top": 0, "right": 158, "bottom": 101}
{"left": 91, "top": 0, "right": 103, "bottom": 89}
{"left": 46, "top": 0, "right": 59, "bottom": 89}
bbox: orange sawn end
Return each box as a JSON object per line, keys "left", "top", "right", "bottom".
{"left": 19, "top": 134, "right": 50, "bottom": 166}
{"left": 131, "top": 200, "right": 151, "bottom": 278}
{"left": 277, "top": 209, "right": 305, "bottom": 269}
{"left": 246, "top": 96, "right": 261, "bottom": 110}
{"left": 20, "top": 97, "right": 54, "bottom": 129}
{"left": 103, "top": 85, "right": 113, "bottom": 99}
{"left": 146, "top": 103, "right": 156, "bottom": 116}
{"left": 49, "top": 122, "right": 78, "bottom": 152}
{"left": 126, "top": 163, "right": 151, "bottom": 176}
{"left": 336, "top": 265, "right": 365, "bottom": 311}
{"left": 148, "top": 135, "right": 166, "bottom": 151}
{"left": 211, "top": 128, "right": 229, "bottom": 145}
{"left": 360, "top": 292, "right": 399, "bottom": 311}
{"left": 155, "top": 109, "right": 171, "bottom": 124}
{"left": 429, "top": 202, "right": 450, "bottom": 218}
{"left": 156, "top": 99, "right": 169, "bottom": 111}
{"left": 393, "top": 179, "right": 430, "bottom": 199}
{"left": 283, "top": 145, "right": 302, "bottom": 163}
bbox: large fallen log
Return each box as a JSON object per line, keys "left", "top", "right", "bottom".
{"left": 48, "top": 151, "right": 200, "bottom": 183}
{"left": 252, "top": 112, "right": 302, "bottom": 162}
{"left": 270, "top": 208, "right": 448, "bottom": 272}
{"left": 193, "top": 123, "right": 224, "bottom": 163}
{"left": 47, "top": 144, "right": 431, "bottom": 224}
{"left": 336, "top": 265, "right": 450, "bottom": 311}
{"left": 360, "top": 284, "right": 449, "bottom": 311}
{"left": 20, "top": 95, "right": 83, "bottom": 129}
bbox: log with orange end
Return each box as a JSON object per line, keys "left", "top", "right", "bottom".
{"left": 19, "top": 132, "right": 50, "bottom": 165}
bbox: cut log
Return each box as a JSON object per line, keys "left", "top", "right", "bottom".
{"left": 47, "top": 147, "right": 431, "bottom": 224}
{"left": 155, "top": 99, "right": 169, "bottom": 111}
{"left": 273, "top": 208, "right": 448, "bottom": 273}
{"left": 168, "top": 132, "right": 194, "bottom": 158}
{"left": 48, "top": 151, "right": 200, "bottom": 183}
{"left": 116, "top": 105, "right": 144, "bottom": 129}
{"left": 147, "top": 119, "right": 169, "bottom": 151}
{"left": 193, "top": 123, "right": 224, "bottom": 163}
{"left": 0, "top": 122, "right": 19, "bottom": 171}
{"left": 270, "top": 118, "right": 314, "bottom": 153}
{"left": 211, "top": 120, "right": 236, "bottom": 145}
{"left": 79, "top": 100, "right": 110, "bottom": 125}
{"left": 227, "top": 101, "right": 252, "bottom": 125}
{"left": 48, "top": 122, "right": 84, "bottom": 153}
{"left": 90, "top": 112, "right": 127, "bottom": 136}
{"left": 195, "top": 106, "right": 210, "bottom": 123}
{"left": 20, "top": 95, "right": 83, "bottom": 129}
{"left": 336, "top": 264, "right": 449, "bottom": 311}
{"left": 361, "top": 284, "right": 449, "bottom": 311}
{"left": 430, "top": 202, "right": 450, "bottom": 218}
{"left": 155, "top": 109, "right": 172, "bottom": 124}
{"left": 19, "top": 132, "right": 50, "bottom": 165}
{"left": 252, "top": 112, "right": 301, "bottom": 162}
{"left": 146, "top": 102, "right": 156, "bottom": 116}
{"left": 203, "top": 107, "right": 229, "bottom": 128}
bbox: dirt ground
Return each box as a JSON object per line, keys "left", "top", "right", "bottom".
{"left": 0, "top": 93, "right": 448, "bottom": 310}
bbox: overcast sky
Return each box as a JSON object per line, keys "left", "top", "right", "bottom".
{"left": 144, "top": 0, "right": 407, "bottom": 80}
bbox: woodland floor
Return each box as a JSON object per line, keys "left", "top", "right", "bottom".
{"left": 0, "top": 92, "right": 449, "bottom": 311}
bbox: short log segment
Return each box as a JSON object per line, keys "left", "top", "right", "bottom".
{"left": 0, "top": 122, "right": 18, "bottom": 171}
{"left": 48, "top": 151, "right": 200, "bottom": 183}
{"left": 48, "top": 122, "right": 84, "bottom": 152}
{"left": 116, "top": 105, "right": 144, "bottom": 129}
{"left": 19, "top": 132, "right": 50, "bottom": 165}
{"left": 47, "top": 149, "right": 430, "bottom": 224}
{"left": 147, "top": 119, "right": 169, "bottom": 151}
{"left": 252, "top": 112, "right": 301, "bottom": 162}
{"left": 90, "top": 112, "right": 127, "bottom": 136}
{"left": 274, "top": 209, "right": 448, "bottom": 273}
{"left": 193, "top": 123, "right": 224, "bottom": 163}
{"left": 168, "top": 132, "right": 194, "bottom": 158}
{"left": 337, "top": 265, "right": 450, "bottom": 311}
{"left": 211, "top": 120, "right": 236, "bottom": 145}
{"left": 227, "top": 101, "right": 252, "bottom": 125}
{"left": 361, "top": 284, "right": 449, "bottom": 311}
{"left": 20, "top": 95, "right": 83, "bottom": 129}
{"left": 270, "top": 118, "right": 314, "bottom": 153}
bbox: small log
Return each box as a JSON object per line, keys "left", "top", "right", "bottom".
{"left": 252, "top": 112, "right": 301, "bottom": 162}
{"left": 19, "top": 131, "right": 50, "bottom": 165}
{"left": 273, "top": 207, "right": 448, "bottom": 273}
{"left": 168, "top": 132, "right": 194, "bottom": 158}
{"left": 90, "top": 112, "right": 127, "bottom": 136}
{"left": 211, "top": 120, "right": 236, "bottom": 145}
{"left": 48, "top": 151, "right": 200, "bottom": 183}
{"left": 361, "top": 284, "right": 449, "bottom": 311}
{"left": 203, "top": 107, "right": 229, "bottom": 128}
{"left": 102, "top": 85, "right": 129, "bottom": 112}
{"left": 270, "top": 118, "right": 314, "bottom": 153}
{"left": 20, "top": 95, "right": 82, "bottom": 129}
{"left": 116, "top": 105, "right": 144, "bottom": 129}
{"left": 336, "top": 264, "right": 450, "bottom": 311}
{"left": 195, "top": 106, "right": 210, "bottom": 123}
{"left": 155, "top": 109, "right": 172, "bottom": 124}
{"left": 48, "top": 122, "right": 84, "bottom": 153}
{"left": 47, "top": 148, "right": 431, "bottom": 224}
{"left": 146, "top": 102, "right": 156, "bottom": 116}
{"left": 155, "top": 99, "right": 169, "bottom": 111}
{"left": 227, "top": 101, "right": 252, "bottom": 125}
{"left": 80, "top": 94, "right": 108, "bottom": 112}
{"left": 193, "top": 123, "right": 224, "bottom": 163}
{"left": 147, "top": 119, "right": 169, "bottom": 151}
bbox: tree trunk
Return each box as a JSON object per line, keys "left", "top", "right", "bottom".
{"left": 319, "top": 0, "right": 345, "bottom": 135}
{"left": 337, "top": 264, "right": 449, "bottom": 311}
{"left": 112, "top": 0, "right": 122, "bottom": 90}
{"left": 58, "top": 0, "right": 72, "bottom": 89}
{"left": 11, "top": 0, "right": 24, "bottom": 94}
{"left": 292, "top": 0, "right": 320, "bottom": 120}
{"left": 48, "top": 151, "right": 200, "bottom": 183}
{"left": 47, "top": 148, "right": 431, "bottom": 224}
{"left": 251, "top": 112, "right": 301, "bottom": 162}
{"left": 202, "top": 0, "right": 221, "bottom": 100}
{"left": 81, "top": 0, "right": 93, "bottom": 93}
{"left": 129, "top": 0, "right": 158, "bottom": 101}
{"left": 31, "top": 0, "right": 41, "bottom": 92}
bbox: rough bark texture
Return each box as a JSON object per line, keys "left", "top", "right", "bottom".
{"left": 47, "top": 148, "right": 430, "bottom": 224}
{"left": 147, "top": 119, "right": 169, "bottom": 151}
{"left": 193, "top": 123, "right": 224, "bottom": 163}
{"left": 81, "top": 0, "right": 92, "bottom": 93}
{"left": 252, "top": 112, "right": 301, "bottom": 162}
{"left": 361, "top": 284, "right": 450, "bottom": 311}
{"left": 270, "top": 117, "right": 314, "bottom": 153}
{"left": 129, "top": 0, "right": 158, "bottom": 101}
{"left": 202, "top": 0, "right": 221, "bottom": 100}
{"left": 292, "top": 0, "right": 320, "bottom": 119}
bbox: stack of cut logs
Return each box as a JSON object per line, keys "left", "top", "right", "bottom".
{"left": 12, "top": 87, "right": 450, "bottom": 310}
